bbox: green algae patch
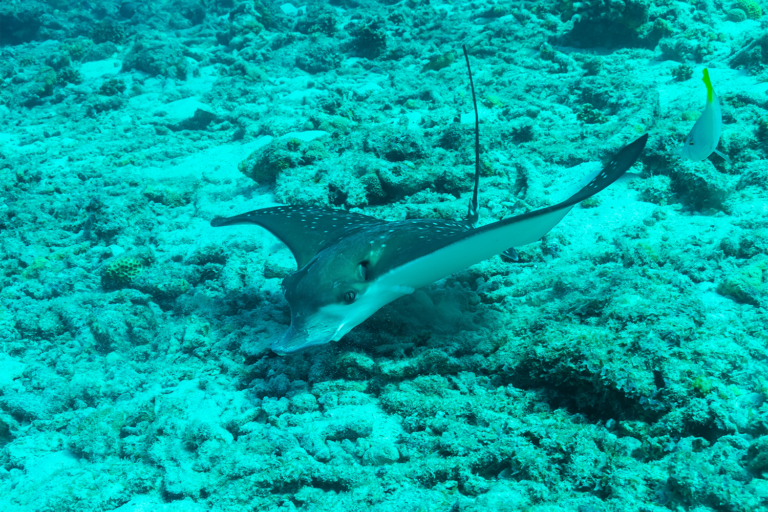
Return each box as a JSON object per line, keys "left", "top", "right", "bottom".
{"left": 21, "top": 244, "right": 89, "bottom": 280}
{"left": 143, "top": 182, "right": 190, "bottom": 207}
{"left": 421, "top": 52, "right": 455, "bottom": 73}
{"left": 735, "top": 0, "right": 762, "bottom": 19}
{"left": 692, "top": 375, "right": 715, "bottom": 397}
{"left": 21, "top": 256, "right": 51, "bottom": 280}
{"left": 482, "top": 95, "right": 504, "bottom": 108}
{"left": 717, "top": 262, "right": 766, "bottom": 306}
{"left": 682, "top": 111, "right": 701, "bottom": 122}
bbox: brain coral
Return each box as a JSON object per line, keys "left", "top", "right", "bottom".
{"left": 103, "top": 257, "right": 143, "bottom": 288}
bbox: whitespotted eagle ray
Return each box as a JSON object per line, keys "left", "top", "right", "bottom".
{"left": 212, "top": 47, "right": 648, "bottom": 355}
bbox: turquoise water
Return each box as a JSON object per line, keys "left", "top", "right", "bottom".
{"left": 1, "top": 1, "right": 768, "bottom": 511}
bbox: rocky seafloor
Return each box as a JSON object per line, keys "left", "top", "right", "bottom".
{"left": 1, "top": 0, "right": 768, "bottom": 511}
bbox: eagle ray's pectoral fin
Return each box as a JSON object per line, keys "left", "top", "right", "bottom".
{"left": 210, "top": 205, "right": 387, "bottom": 268}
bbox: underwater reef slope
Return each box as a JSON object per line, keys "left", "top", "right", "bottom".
{"left": 1, "top": 0, "right": 768, "bottom": 511}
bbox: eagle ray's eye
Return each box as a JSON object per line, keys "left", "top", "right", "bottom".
{"left": 344, "top": 291, "right": 356, "bottom": 304}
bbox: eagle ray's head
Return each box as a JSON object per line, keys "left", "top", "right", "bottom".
{"left": 270, "top": 241, "right": 413, "bottom": 355}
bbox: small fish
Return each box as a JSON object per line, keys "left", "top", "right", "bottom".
{"left": 117, "top": 2, "right": 140, "bottom": 19}
{"left": 680, "top": 68, "right": 731, "bottom": 163}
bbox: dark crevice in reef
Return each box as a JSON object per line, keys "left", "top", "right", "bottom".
{"left": 505, "top": 363, "right": 668, "bottom": 424}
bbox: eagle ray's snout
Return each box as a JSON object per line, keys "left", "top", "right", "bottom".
{"left": 270, "top": 310, "right": 342, "bottom": 355}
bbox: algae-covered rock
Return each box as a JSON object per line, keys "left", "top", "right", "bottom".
{"left": 294, "top": 4, "right": 338, "bottom": 35}
{"left": 18, "top": 67, "right": 57, "bottom": 107}
{"left": 98, "top": 78, "right": 126, "bottom": 96}
{"left": 263, "top": 257, "right": 294, "bottom": 279}
{"left": 735, "top": 0, "right": 762, "bottom": 19}
{"left": 44, "top": 52, "right": 69, "bottom": 71}
{"left": 717, "top": 262, "right": 766, "bottom": 306}
{"left": 289, "top": 393, "right": 318, "bottom": 414}
{"left": 632, "top": 175, "right": 673, "bottom": 205}
{"left": 365, "top": 127, "right": 428, "bottom": 163}
{"left": 102, "top": 257, "right": 144, "bottom": 289}
{"left": 482, "top": 94, "right": 504, "bottom": 109}
{"left": 181, "top": 316, "right": 211, "bottom": 355}
{"left": 56, "top": 67, "right": 83, "bottom": 86}
{"left": 748, "top": 436, "right": 768, "bottom": 472}
{"left": 324, "top": 419, "right": 373, "bottom": 441}
{"left": 674, "top": 161, "right": 732, "bottom": 210}
{"left": 86, "top": 95, "right": 127, "bottom": 116}
{"left": 422, "top": 52, "right": 455, "bottom": 73}
{"left": 438, "top": 123, "right": 468, "bottom": 151}
{"left": 577, "top": 103, "right": 608, "bottom": 124}
{"left": 351, "top": 17, "right": 387, "bottom": 59}
{"left": 261, "top": 396, "right": 290, "bottom": 418}
{"left": 316, "top": 115, "right": 353, "bottom": 135}
{"left": 667, "top": 436, "right": 759, "bottom": 510}
{"left": 737, "top": 162, "right": 768, "bottom": 196}
{"left": 154, "top": 278, "right": 191, "bottom": 300}
{"left": 435, "top": 166, "right": 473, "bottom": 196}
{"left": 84, "top": 41, "right": 118, "bottom": 62}
{"left": 91, "top": 20, "right": 125, "bottom": 44}
{"left": 298, "top": 433, "right": 330, "bottom": 461}
{"left": 132, "top": 264, "right": 191, "bottom": 305}
{"left": 143, "top": 182, "right": 191, "bottom": 207}
{"left": 296, "top": 42, "right": 341, "bottom": 74}
{"left": 376, "top": 163, "right": 436, "bottom": 200}
{"left": 758, "top": 116, "right": 768, "bottom": 144}
{"left": 122, "top": 36, "right": 189, "bottom": 79}
{"left": 174, "top": 108, "right": 218, "bottom": 132}
{"left": 238, "top": 137, "right": 310, "bottom": 184}
{"left": 362, "top": 444, "right": 399, "bottom": 465}
{"left": 69, "top": 408, "right": 128, "bottom": 459}
{"left": 237, "top": 139, "right": 301, "bottom": 184}
{"left": 88, "top": 308, "right": 131, "bottom": 351}
{"left": 216, "top": 1, "right": 264, "bottom": 49}
{"left": 672, "top": 63, "right": 694, "bottom": 82}
{"left": 334, "top": 352, "right": 375, "bottom": 380}
{"left": 188, "top": 244, "right": 227, "bottom": 266}
{"left": 60, "top": 38, "right": 93, "bottom": 61}
{"left": 359, "top": 173, "right": 387, "bottom": 203}
{"left": 727, "top": 8, "right": 748, "bottom": 22}
{"left": 737, "top": 229, "right": 768, "bottom": 259}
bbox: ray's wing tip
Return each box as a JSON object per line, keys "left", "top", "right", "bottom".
{"left": 569, "top": 133, "right": 649, "bottom": 203}
{"left": 617, "top": 133, "right": 647, "bottom": 157}
{"left": 624, "top": 133, "right": 649, "bottom": 166}
{"left": 610, "top": 133, "right": 648, "bottom": 173}
{"left": 210, "top": 217, "right": 227, "bottom": 227}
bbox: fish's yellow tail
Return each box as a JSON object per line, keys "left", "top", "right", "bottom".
{"left": 702, "top": 68, "right": 714, "bottom": 103}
